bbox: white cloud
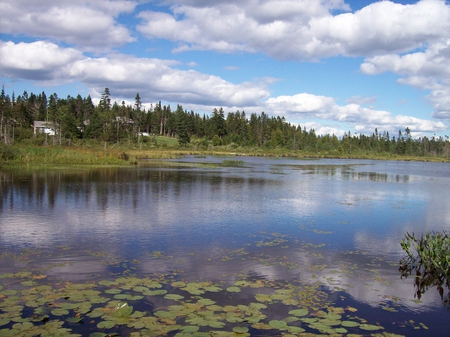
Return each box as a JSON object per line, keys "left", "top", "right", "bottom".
{"left": 265, "top": 92, "right": 447, "bottom": 136}
{"left": 0, "top": 40, "right": 270, "bottom": 107}
{"left": 136, "top": 0, "right": 450, "bottom": 123}
{"left": 0, "top": 40, "right": 82, "bottom": 82}
{"left": 361, "top": 38, "right": 450, "bottom": 119}
{"left": 137, "top": 0, "right": 450, "bottom": 60}
{"left": 0, "top": 0, "right": 136, "bottom": 50}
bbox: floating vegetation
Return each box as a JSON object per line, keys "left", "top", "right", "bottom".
{"left": 0, "top": 270, "right": 396, "bottom": 337}
{"left": 399, "top": 231, "right": 450, "bottom": 307}
{"left": 221, "top": 159, "right": 244, "bottom": 167}
{"left": 0, "top": 231, "right": 436, "bottom": 336}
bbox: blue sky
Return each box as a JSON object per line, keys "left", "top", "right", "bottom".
{"left": 1, "top": 0, "right": 449, "bottom": 138}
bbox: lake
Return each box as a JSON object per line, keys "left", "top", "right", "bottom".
{"left": 0, "top": 157, "right": 449, "bottom": 336}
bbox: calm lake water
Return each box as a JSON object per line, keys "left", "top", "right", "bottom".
{"left": 0, "top": 157, "right": 449, "bottom": 336}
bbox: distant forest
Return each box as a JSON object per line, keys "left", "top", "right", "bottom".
{"left": 1, "top": 87, "right": 449, "bottom": 158}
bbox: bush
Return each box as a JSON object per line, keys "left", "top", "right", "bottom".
{"left": 0, "top": 144, "right": 17, "bottom": 162}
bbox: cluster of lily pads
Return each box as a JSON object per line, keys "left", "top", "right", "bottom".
{"left": 0, "top": 270, "right": 396, "bottom": 337}
{"left": 0, "top": 230, "right": 436, "bottom": 337}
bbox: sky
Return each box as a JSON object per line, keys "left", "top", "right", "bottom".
{"left": 1, "top": 0, "right": 450, "bottom": 138}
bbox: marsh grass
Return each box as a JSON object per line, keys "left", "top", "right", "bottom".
{"left": 1, "top": 139, "right": 449, "bottom": 169}
{"left": 400, "top": 231, "right": 450, "bottom": 307}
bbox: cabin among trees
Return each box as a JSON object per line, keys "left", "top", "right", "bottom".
{"left": 0, "top": 87, "right": 449, "bottom": 158}
{"left": 33, "top": 121, "right": 55, "bottom": 135}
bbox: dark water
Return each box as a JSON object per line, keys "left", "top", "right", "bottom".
{"left": 1, "top": 157, "right": 449, "bottom": 336}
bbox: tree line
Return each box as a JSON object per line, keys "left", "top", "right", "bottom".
{"left": 0, "top": 87, "right": 449, "bottom": 158}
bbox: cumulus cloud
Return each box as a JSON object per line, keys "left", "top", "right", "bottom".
{"left": 0, "top": 40, "right": 83, "bottom": 82}
{"left": 0, "top": 40, "right": 270, "bottom": 107}
{"left": 265, "top": 92, "right": 447, "bottom": 136}
{"left": 136, "top": 0, "right": 450, "bottom": 123}
{"left": 361, "top": 38, "right": 450, "bottom": 120}
{"left": 137, "top": 0, "right": 450, "bottom": 60}
{"left": 0, "top": 0, "right": 136, "bottom": 50}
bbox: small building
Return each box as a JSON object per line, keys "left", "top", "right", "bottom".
{"left": 33, "top": 121, "right": 55, "bottom": 135}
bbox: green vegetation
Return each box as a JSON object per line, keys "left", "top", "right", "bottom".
{"left": 221, "top": 159, "right": 244, "bottom": 166}
{"left": 1, "top": 87, "right": 449, "bottom": 167}
{"left": 0, "top": 230, "right": 425, "bottom": 336}
{"left": 0, "top": 271, "right": 387, "bottom": 337}
{"left": 399, "top": 231, "right": 450, "bottom": 307}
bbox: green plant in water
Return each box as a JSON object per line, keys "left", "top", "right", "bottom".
{"left": 399, "top": 231, "right": 450, "bottom": 307}
{"left": 221, "top": 159, "right": 244, "bottom": 166}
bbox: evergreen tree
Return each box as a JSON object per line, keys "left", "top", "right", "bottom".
{"left": 176, "top": 106, "right": 190, "bottom": 146}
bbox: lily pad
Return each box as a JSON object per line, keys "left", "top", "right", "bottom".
{"left": 288, "top": 308, "right": 309, "bottom": 317}
{"left": 97, "top": 320, "right": 115, "bottom": 329}
{"left": 89, "top": 333, "right": 107, "bottom": 337}
{"left": 164, "top": 294, "right": 184, "bottom": 301}
{"left": 66, "top": 317, "right": 82, "bottom": 324}
{"left": 113, "top": 302, "right": 133, "bottom": 318}
{"left": 359, "top": 323, "right": 383, "bottom": 331}
{"left": 0, "top": 319, "right": 9, "bottom": 328}
{"left": 233, "top": 326, "right": 249, "bottom": 334}
{"left": 269, "top": 320, "right": 287, "bottom": 329}
{"left": 341, "top": 320, "right": 360, "bottom": 327}
{"left": 51, "top": 308, "right": 69, "bottom": 316}
{"left": 226, "top": 286, "right": 241, "bottom": 293}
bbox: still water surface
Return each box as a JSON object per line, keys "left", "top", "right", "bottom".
{"left": 1, "top": 157, "right": 449, "bottom": 336}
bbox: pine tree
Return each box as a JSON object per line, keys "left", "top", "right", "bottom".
{"left": 176, "top": 106, "right": 190, "bottom": 146}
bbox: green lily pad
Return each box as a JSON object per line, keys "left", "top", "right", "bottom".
{"left": 341, "top": 320, "right": 360, "bottom": 327}
{"left": 181, "top": 326, "right": 199, "bottom": 332}
{"left": 154, "top": 311, "right": 176, "bottom": 319}
{"left": 51, "top": 308, "right": 69, "bottom": 316}
{"left": 89, "top": 333, "right": 107, "bottom": 337}
{"left": 226, "top": 286, "right": 241, "bottom": 293}
{"left": 269, "top": 320, "right": 287, "bottom": 329}
{"left": 288, "top": 308, "right": 309, "bottom": 317}
{"left": 132, "top": 286, "right": 149, "bottom": 293}
{"left": 287, "top": 326, "right": 306, "bottom": 333}
{"left": 97, "top": 320, "right": 115, "bottom": 329}
{"left": 164, "top": 294, "right": 184, "bottom": 301}
{"left": 233, "top": 326, "right": 249, "bottom": 334}
{"left": 0, "top": 329, "right": 17, "bottom": 337}
{"left": 0, "top": 319, "right": 10, "bottom": 327}
{"left": 1, "top": 290, "right": 17, "bottom": 296}
{"left": 66, "top": 317, "right": 82, "bottom": 324}
{"left": 113, "top": 302, "right": 133, "bottom": 318}
{"left": 255, "top": 294, "right": 271, "bottom": 302}
{"left": 208, "top": 321, "right": 226, "bottom": 328}
{"left": 204, "top": 286, "right": 222, "bottom": 292}
{"left": 359, "top": 323, "right": 382, "bottom": 331}
{"left": 335, "top": 327, "right": 348, "bottom": 333}
{"left": 198, "top": 298, "right": 215, "bottom": 306}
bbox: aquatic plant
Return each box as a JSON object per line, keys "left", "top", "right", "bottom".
{"left": 399, "top": 231, "right": 450, "bottom": 307}
{"left": 221, "top": 159, "right": 244, "bottom": 166}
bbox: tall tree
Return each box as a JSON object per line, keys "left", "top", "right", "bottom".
{"left": 176, "top": 105, "right": 190, "bottom": 146}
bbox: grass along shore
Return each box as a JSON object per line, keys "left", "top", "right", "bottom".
{"left": 1, "top": 139, "right": 450, "bottom": 168}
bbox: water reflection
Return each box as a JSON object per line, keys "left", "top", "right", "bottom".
{"left": 1, "top": 158, "right": 450, "bottom": 335}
